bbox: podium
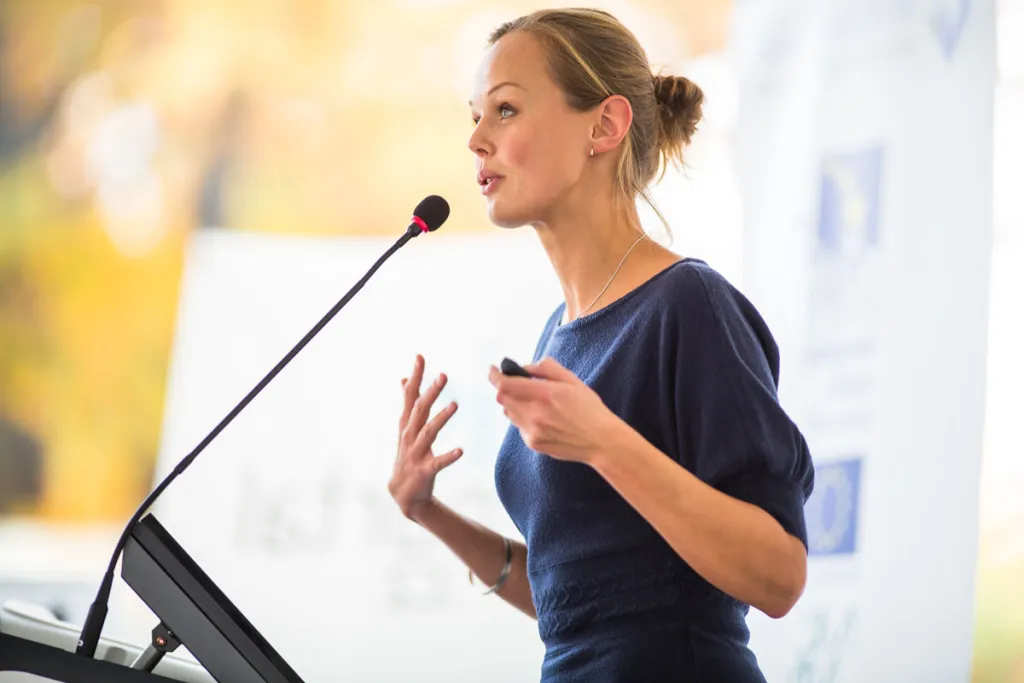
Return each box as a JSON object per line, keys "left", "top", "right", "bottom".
{"left": 0, "top": 515, "right": 302, "bottom": 683}
{"left": 0, "top": 633, "right": 184, "bottom": 683}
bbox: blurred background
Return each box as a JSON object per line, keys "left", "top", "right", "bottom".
{"left": 0, "top": 0, "right": 1020, "bottom": 681}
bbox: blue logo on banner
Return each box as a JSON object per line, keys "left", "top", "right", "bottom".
{"left": 806, "top": 458, "right": 862, "bottom": 556}
{"left": 818, "top": 147, "right": 884, "bottom": 256}
{"left": 932, "top": 0, "right": 971, "bottom": 58}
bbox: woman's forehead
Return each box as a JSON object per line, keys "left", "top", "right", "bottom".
{"left": 471, "top": 33, "right": 552, "bottom": 102}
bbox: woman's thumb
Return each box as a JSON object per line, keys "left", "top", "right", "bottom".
{"left": 433, "top": 447, "right": 464, "bottom": 472}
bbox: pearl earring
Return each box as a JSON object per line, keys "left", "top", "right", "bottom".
{"left": 590, "top": 147, "right": 595, "bottom": 157}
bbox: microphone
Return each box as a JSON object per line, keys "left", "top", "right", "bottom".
{"left": 75, "top": 194, "right": 450, "bottom": 658}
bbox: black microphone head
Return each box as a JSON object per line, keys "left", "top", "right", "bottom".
{"left": 412, "top": 195, "right": 450, "bottom": 234}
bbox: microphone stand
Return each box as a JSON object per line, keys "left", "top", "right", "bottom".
{"left": 75, "top": 222, "right": 426, "bottom": 658}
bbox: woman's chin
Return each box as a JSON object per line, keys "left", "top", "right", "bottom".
{"left": 487, "top": 202, "right": 530, "bottom": 229}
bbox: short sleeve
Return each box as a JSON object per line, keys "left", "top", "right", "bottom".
{"left": 671, "top": 265, "right": 815, "bottom": 550}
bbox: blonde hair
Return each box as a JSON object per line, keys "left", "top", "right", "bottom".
{"left": 489, "top": 8, "right": 704, "bottom": 233}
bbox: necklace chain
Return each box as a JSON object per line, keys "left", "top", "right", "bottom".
{"left": 569, "top": 234, "right": 647, "bottom": 323}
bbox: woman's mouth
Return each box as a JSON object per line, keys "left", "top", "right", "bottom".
{"left": 481, "top": 176, "right": 503, "bottom": 196}
{"left": 478, "top": 170, "right": 504, "bottom": 196}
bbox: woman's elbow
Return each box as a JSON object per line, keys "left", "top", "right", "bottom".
{"left": 762, "top": 584, "right": 803, "bottom": 619}
{"left": 761, "top": 540, "right": 808, "bottom": 619}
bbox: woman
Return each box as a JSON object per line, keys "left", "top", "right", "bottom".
{"left": 388, "top": 8, "right": 814, "bottom": 682}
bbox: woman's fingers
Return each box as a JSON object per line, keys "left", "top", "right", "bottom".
{"left": 413, "top": 400, "right": 458, "bottom": 454}
{"left": 406, "top": 372, "right": 448, "bottom": 436}
{"left": 399, "top": 356, "right": 457, "bottom": 463}
{"left": 399, "top": 355, "right": 425, "bottom": 431}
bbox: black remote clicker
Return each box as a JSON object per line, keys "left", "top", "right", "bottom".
{"left": 500, "top": 357, "right": 533, "bottom": 378}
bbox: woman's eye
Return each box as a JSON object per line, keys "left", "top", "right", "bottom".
{"left": 470, "top": 106, "right": 514, "bottom": 125}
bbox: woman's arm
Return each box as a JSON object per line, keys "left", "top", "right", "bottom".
{"left": 489, "top": 340, "right": 811, "bottom": 620}
{"left": 412, "top": 499, "right": 536, "bottom": 618}
{"left": 588, "top": 423, "right": 807, "bottom": 619}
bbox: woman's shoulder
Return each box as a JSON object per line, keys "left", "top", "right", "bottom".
{"left": 647, "top": 258, "right": 750, "bottom": 321}
{"left": 653, "top": 258, "right": 780, "bottom": 383}
{"left": 533, "top": 257, "right": 767, "bottom": 349}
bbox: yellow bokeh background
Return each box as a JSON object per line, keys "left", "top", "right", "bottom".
{"left": 0, "top": 0, "right": 727, "bottom": 521}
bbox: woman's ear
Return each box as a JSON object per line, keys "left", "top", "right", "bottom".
{"left": 590, "top": 95, "right": 633, "bottom": 155}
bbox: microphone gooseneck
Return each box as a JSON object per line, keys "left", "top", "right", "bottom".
{"left": 75, "top": 195, "right": 450, "bottom": 657}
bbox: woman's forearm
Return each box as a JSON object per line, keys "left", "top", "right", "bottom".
{"left": 589, "top": 423, "right": 807, "bottom": 619}
{"left": 412, "top": 499, "right": 535, "bottom": 618}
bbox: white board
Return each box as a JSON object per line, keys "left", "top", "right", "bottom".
{"left": 141, "top": 230, "right": 561, "bottom": 682}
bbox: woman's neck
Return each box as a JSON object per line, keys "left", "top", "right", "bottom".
{"left": 533, "top": 196, "right": 680, "bottom": 323}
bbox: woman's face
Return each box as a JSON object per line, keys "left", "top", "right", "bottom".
{"left": 468, "top": 32, "right": 594, "bottom": 229}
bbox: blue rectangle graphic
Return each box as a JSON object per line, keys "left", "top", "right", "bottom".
{"left": 806, "top": 458, "right": 862, "bottom": 556}
{"left": 818, "top": 147, "right": 884, "bottom": 256}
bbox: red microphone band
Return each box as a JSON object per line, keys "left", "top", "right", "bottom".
{"left": 411, "top": 215, "right": 429, "bottom": 233}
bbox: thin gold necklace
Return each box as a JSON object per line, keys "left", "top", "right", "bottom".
{"left": 566, "top": 234, "right": 647, "bottom": 323}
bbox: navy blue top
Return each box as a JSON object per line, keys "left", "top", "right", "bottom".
{"left": 495, "top": 258, "right": 814, "bottom": 682}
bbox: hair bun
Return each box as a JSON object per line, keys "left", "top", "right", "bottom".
{"left": 653, "top": 74, "right": 704, "bottom": 150}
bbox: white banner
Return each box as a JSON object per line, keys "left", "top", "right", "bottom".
{"left": 733, "top": 1, "right": 994, "bottom": 681}
{"left": 131, "top": 230, "right": 561, "bottom": 682}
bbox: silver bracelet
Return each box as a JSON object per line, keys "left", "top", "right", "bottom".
{"left": 469, "top": 536, "right": 513, "bottom": 595}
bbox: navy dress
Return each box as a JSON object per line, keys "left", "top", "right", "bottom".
{"left": 495, "top": 259, "right": 815, "bottom": 682}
